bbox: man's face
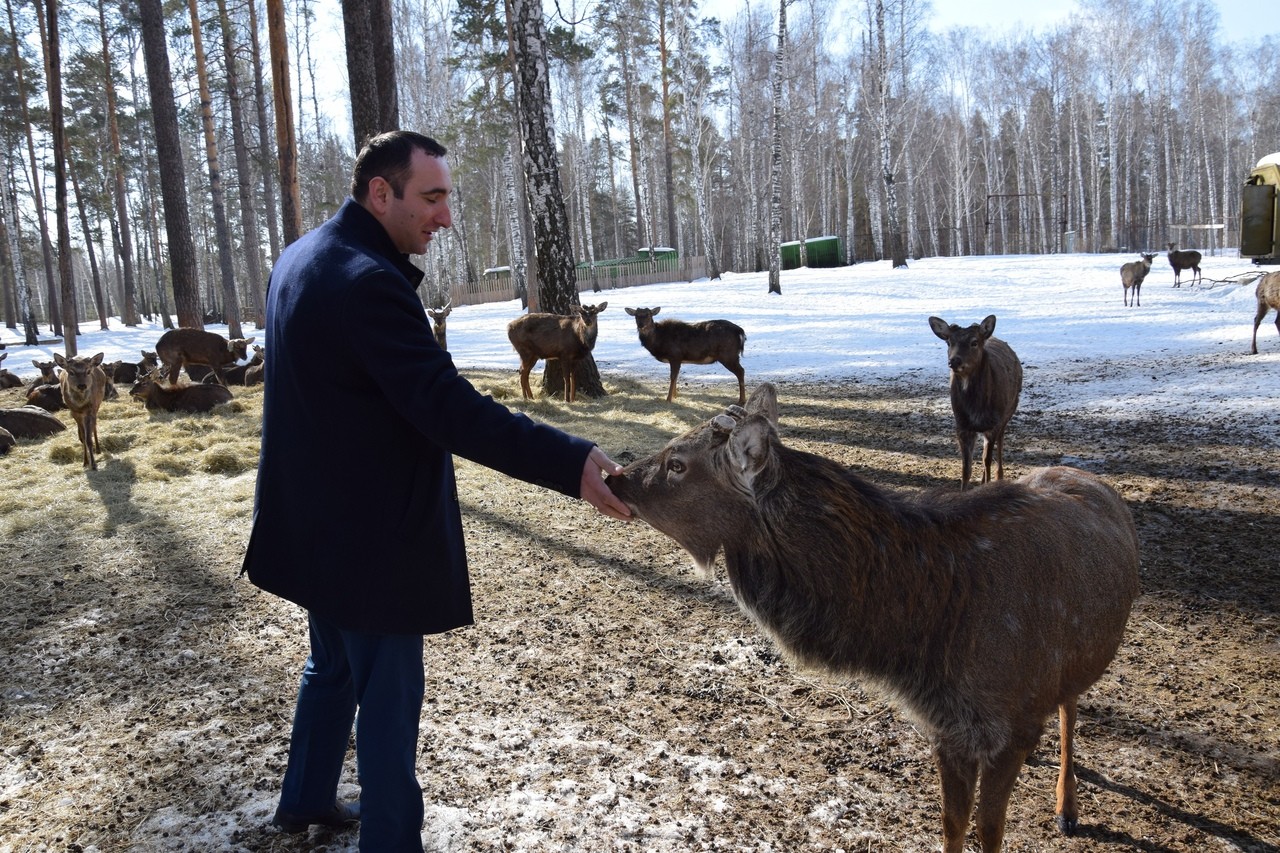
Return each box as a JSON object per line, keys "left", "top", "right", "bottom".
{"left": 367, "top": 148, "right": 453, "bottom": 255}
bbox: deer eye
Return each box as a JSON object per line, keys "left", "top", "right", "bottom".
{"left": 667, "top": 458, "right": 686, "bottom": 475}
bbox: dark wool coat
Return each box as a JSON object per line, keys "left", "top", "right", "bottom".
{"left": 242, "top": 200, "right": 594, "bottom": 635}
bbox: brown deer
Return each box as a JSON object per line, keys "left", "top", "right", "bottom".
{"left": 928, "top": 315, "right": 1023, "bottom": 489}
{"left": 506, "top": 302, "right": 607, "bottom": 402}
{"left": 30, "top": 359, "right": 59, "bottom": 387}
{"left": 624, "top": 306, "right": 747, "bottom": 405}
{"left": 0, "top": 353, "right": 22, "bottom": 389}
{"left": 1250, "top": 271, "right": 1280, "bottom": 354}
{"left": 1166, "top": 242, "right": 1202, "bottom": 287}
{"left": 211, "top": 345, "right": 263, "bottom": 385}
{"left": 53, "top": 352, "right": 108, "bottom": 470}
{"left": 1120, "top": 252, "right": 1156, "bottom": 307}
{"left": 155, "top": 328, "right": 255, "bottom": 387}
{"left": 130, "top": 372, "right": 233, "bottom": 413}
{"left": 427, "top": 302, "right": 451, "bottom": 350}
{"left": 606, "top": 383, "right": 1140, "bottom": 853}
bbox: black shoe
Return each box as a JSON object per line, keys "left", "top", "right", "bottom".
{"left": 271, "top": 800, "right": 361, "bottom": 834}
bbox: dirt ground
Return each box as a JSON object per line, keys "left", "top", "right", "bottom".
{"left": 0, "top": 371, "right": 1276, "bottom": 852}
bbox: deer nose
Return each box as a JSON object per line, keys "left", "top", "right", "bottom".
{"left": 949, "top": 357, "right": 963, "bottom": 370}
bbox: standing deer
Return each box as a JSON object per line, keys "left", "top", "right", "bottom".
{"left": 53, "top": 351, "right": 108, "bottom": 470}
{"left": 155, "top": 328, "right": 255, "bottom": 386}
{"left": 427, "top": 302, "right": 452, "bottom": 350}
{"left": 606, "top": 383, "right": 1140, "bottom": 853}
{"left": 506, "top": 302, "right": 607, "bottom": 403}
{"left": 1120, "top": 252, "right": 1156, "bottom": 307}
{"left": 624, "top": 306, "right": 747, "bottom": 405}
{"left": 928, "top": 315, "right": 1023, "bottom": 489}
{"left": 1250, "top": 271, "right": 1280, "bottom": 354}
{"left": 1166, "top": 243, "right": 1202, "bottom": 287}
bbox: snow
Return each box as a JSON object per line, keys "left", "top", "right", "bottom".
{"left": 7, "top": 251, "right": 1273, "bottom": 446}
{"left": 1, "top": 249, "right": 1275, "bottom": 850}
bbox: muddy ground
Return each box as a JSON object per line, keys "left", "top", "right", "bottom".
{"left": 0, "top": 372, "right": 1276, "bottom": 852}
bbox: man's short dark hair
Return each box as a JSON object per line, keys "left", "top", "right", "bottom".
{"left": 351, "top": 131, "right": 448, "bottom": 202}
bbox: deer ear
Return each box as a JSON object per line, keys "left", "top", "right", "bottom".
{"left": 745, "top": 383, "right": 778, "bottom": 424}
{"left": 980, "top": 315, "right": 997, "bottom": 338}
{"left": 928, "top": 316, "right": 951, "bottom": 341}
{"left": 728, "top": 415, "right": 774, "bottom": 485}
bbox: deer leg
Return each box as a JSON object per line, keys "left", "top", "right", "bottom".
{"left": 980, "top": 433, "right": 996, "bottom": 484}
{"left": 565, "top": 359, "right": 576, "bottom": 403}
{"left": 725, "top": 360, "right": 746, "bottom": 406}
{"left": 975, "top": 739, "right": 1036, "bottom": 853}
{"left": 1056, "top": 699, "right": 1081, "bottom": 835}
{"left": 934, "top": 744, "right": 978, "bottom": 853}
{"left": 958, "top": 430, "right": 977, "bottom": 490}
{"left": 667, "top": 363, "right": 681, "bottom": 402}
{"left": 519, "top": 360, "right": 535, "bottom": 399}
{"left": 166, "top": 361, "right": 182, "bottom": 386}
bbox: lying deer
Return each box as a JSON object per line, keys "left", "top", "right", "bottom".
{"left": 928, "top": 314, "right": 1023, "bottom": 489}
{"left": 506, "top": 302, "right": 607, "bottom": 402}
{"left": 607, "top": 383, "right": 1140, "bottom": 853}
{"left": 54, "top": 351, "right": 108, "bottom": 470}
{"left": 624, "top": 306, "right": 747, "bottom": 405}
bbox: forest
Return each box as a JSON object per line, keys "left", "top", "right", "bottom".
{"left": 1, "top": 0, "right": 1278, "bottom": 348}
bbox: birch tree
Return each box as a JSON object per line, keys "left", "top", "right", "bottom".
{"left": 767, "top": 0, "right": 787, "bottom": 294}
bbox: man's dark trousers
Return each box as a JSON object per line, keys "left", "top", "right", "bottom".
{"left": 279, "top": 612, "right": 426, "bottom": 852}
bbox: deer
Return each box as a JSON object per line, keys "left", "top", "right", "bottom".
{"left": 30, "top": 359, "right": 59, "bottom": 388}
{"left": 506, "top": 302, "right": 607, "bottom": 403}
{"left": 606, "top": 383, "right": 1141, "bottom": 853}
{"left": 1250, "top": 271, "right": 1280, "bottom": 354}
{"left": 154, "top": 328, "right": 255, "bottom": 387}
{"left": 1120, "top": 252, "right": 1156, "bottom": 307}
{"left": 427, "top": 302, "right": 452, "bottom": 350}
{"left": 1166, "top": 242, "right": 1202, "bottom": 287}
{"left": 928, "top": 315, "right": 1023, "bottom": 490}
{"left": 624, "top": 306, "right": 747, "bottom": 406}
{"left": 0, "top": 353, "right": 23, "bottom": 389}
{"left": 211, "top": 345, "right": 263, "bottom": 385}
{"left": 53, "top": 352, "right": 108, "bottom": 470}
{"left": 129, "top": 372, "right": 233, "bottom": 413}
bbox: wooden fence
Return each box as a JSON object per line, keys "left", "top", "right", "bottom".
{"left": 445, "top": 255, "right": 708, "bottom": 308}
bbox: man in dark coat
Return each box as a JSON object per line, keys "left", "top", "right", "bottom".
{"left": 241, "top": 131, "right": 630, "bottom": 851}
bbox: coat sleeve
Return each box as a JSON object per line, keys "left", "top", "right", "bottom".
{"left": 339, "top": 269, "right": 593, "bottom": 498}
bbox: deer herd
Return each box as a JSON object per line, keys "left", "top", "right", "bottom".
{"left": 1, "top": 246, "right": 1273, "bottom": 851}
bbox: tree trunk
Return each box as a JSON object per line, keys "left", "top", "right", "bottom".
{"left": 266, "top": 0, "right": 302, "bottom": 245}
{"left": 340, "top": 0, "right": 399, "bottom": 147}
{"left": 138, "top": 0, "right": 202, "bottom": 328}
{"left": 40, "top": 0, "right": 78, "bottom": 352}
{"left": 69, "top": 159, "right": 108, "bottom": 330}
{"left": 188, "top": 0, "right": 242, "bottom": 338}
{"left": 215, "top": 0, "right": 266, "bottom": 327}
{"left": 1, "top": 177, "right": 39, "bottom": 343}
{"left": 7, "top": 0, "right": 59, "bottom": 337}
{"left": 97, "top": 0, "right": 139, "bottom": 326}
{"left": 246, "top": 0, "right": 281, "bottom": 261}
{"left": 507, "top": 0, "right": 604, "bottom": 400}
{"left": 767, "top": 0, "right": 786, "bottom": 294}
{"left": 657, "top": 0, "right": 678, "bottom": 251}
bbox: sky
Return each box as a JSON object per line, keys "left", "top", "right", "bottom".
{"left": 921, "top": 0, "right": 1271, "bottom": 41}
{"left": 6, "top": 251, "right": 1277, "bottom": 450}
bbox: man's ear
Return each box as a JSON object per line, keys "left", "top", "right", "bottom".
{"left": 365, "top": 176, "right": 392, "bottom": 215}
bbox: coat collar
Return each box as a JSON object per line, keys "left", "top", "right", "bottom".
{"left": 334, "top": 198, "right": 426, "bottom": 287}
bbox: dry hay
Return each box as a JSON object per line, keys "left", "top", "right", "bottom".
{"left": 0, "top": 370, "right": 1276, "bottom": 852}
